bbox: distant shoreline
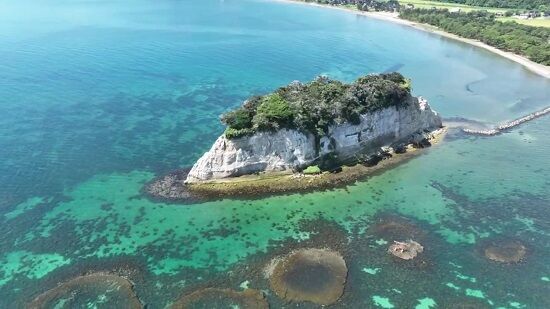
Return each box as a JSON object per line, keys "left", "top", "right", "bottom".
{"left": 275, "top": 0, "right": 550, "bottom": 79}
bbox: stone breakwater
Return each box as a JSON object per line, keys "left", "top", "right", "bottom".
{"left": 463, "top": 106, "right": 550, "bottom": 136}
{"left": 185, "top": 96, "right": 442, "bottom": 183}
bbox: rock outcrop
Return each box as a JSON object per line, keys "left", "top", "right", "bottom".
{"left": 185, "top": 96, "right": 441, "bottom": 183}
{"left": 388, "top": 240, "right": 424, "bottom": 260}
{"left": 483, "top": 240, "right": 527, "bottom": 263}
{"left": 267, "top": 248, "right": 348, "bottom": 305}
{"left": 28, "top": 273, "right": 144, "bottom": 309}
{"left": 170, "top": 288, "right": 269, "bottom": 309}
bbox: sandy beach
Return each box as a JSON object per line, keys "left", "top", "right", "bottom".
{"left": 277, "top": 0, "right": 550, "bottom": 79}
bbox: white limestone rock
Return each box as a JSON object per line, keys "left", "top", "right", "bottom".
{"left": 185, "top": 96, "right": 441, "bottom": 183}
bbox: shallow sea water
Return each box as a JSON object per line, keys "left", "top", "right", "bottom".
{"left": 0, "top": 0, "right": 549, "bottom": 307}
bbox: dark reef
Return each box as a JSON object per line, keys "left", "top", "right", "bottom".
{"left": 170, "top": 288, "right": 268, "bottom": 309}
{"left": 27, "top": 273, "right": 143, "bottom": 309}
{"left": 267, "top": 248, "right": 348, "bottom": 305}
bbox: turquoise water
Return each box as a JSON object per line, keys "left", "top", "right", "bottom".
{"left": 1, "top": 0, "right": 549, "bottom": 307}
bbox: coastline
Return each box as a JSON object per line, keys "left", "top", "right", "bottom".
{"left": 275, "top": 0, "right": 550, "bottom": 79}
{"left": 145, "top": 128, "right": 447, "bottom": 203}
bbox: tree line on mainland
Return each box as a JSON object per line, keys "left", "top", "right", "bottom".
{"left": 301, "top": 0, "right": 550, "bottom": 66}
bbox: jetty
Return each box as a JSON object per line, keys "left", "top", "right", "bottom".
{"left": 463, "top": 106, "right": 550, "bottom": 136}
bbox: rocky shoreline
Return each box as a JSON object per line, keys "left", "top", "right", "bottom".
{"left": 146, "top": 74, "right": 443, "bottom": 202}
{"left": 144, "top": 128, "right": 446, "bottom": 203}
{"left": 184, "top": 95, "right": 442, "bottom": 184}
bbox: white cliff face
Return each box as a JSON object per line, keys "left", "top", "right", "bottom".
{"left": 185, "top": 129, "right": 317, "bottom": 182}
{"left": 185, "top": 96, "right": 441, "bottom": 183}
{"left": 319, "top": 96, "right": 442, "bottom": 157}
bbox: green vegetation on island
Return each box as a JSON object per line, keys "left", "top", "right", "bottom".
{"left": 400, "top": 9, "right": 550, "bottom": 65}
{"left": 221, "top": 73, "right": 412, "bottom": 139}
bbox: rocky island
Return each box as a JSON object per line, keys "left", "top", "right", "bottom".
{"left": 147, "top": 73, "right": 444, "bottom": 202}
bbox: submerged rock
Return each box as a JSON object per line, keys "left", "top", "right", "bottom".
{"left": 170, "top": 288, "right": 268, "bottom": 309}
{"left": 388, "top": 240, "right": 424, "bottom": 260}
{"left": 144, "top": 169, "right": 198, "bottom": 202}
{"left": 445, "top": 299, "right": 492, "bottom": 309}
{"left": 28, "top": 273, "right": 143, "bottom": 309}
{"left": 267, "top": 248, "right": 348, "bottom": 305}
{"left": 368, "top": 215, "right": 425, "bottom": 240}
{"left": 483, "top": 240, "right": 527, "bottom": 263}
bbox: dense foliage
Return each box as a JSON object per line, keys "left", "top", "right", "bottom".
{"left": 400, "top": 9, "right": 550, "bottom": 65}
{"left": 222, "top": 73, "right": 412, "bottom": 139}
{"left": 307, "top": 0, "right": 550, "bottom": 11}
{"left": 431, "top": 0, "right": 550, "bottom": 11}
{"left": 304, "top": 0, "right": 400, "bottom": 11}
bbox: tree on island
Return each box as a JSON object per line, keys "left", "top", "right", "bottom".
{"left": 222, "top": 73, "right": 412, "bottom": 139}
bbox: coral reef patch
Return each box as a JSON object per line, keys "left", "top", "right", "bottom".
{"left": 27, "top": 272, "right": 143, "bottom": 309}
{"left": 144, "top": 168, "right": 200, "bottom": 203}
{"left": 170, "top": 288, "right": 268, "bottom": 309}
{"left": 267, "top": 248, "right": 348, "bottom": 305}
{"left": 483, "top": 240, "right": 527, "bottom": 263}
{"left": 368, "top": 214, "right": 426, "bottom": 240}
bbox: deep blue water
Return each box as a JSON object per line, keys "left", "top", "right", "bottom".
{"left": 0, "top": 0, "right": 549, "bottom": 307}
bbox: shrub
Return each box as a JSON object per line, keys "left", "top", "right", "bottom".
{"left": 221, "top": 108, "right": 253, "bottom": 130}
{"left": 303, "top": 165, "right": 322, "bottom": 175}
{"left": 252, "top": 93, "right": 294, "bottom": 130}
{"left": 222, "top": 73, "right": 412, "bottom": 139}
{"left": 224, "top": 127, "right": 254, "bottom": 139}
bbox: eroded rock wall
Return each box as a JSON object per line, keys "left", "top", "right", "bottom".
{"left": 185, "top": 96, "right": 441, "bottom": 183}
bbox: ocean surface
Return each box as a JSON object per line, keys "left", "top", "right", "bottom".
{"left": 1, "top": 0, "right": 549, "bottom": 307}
